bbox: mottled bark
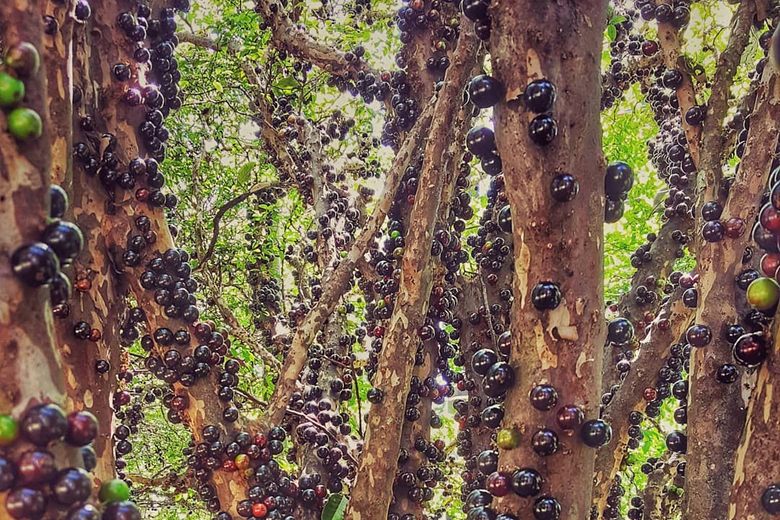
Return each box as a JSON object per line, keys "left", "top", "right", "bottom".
{"left": 728, "top": 318, "right": 780, "bottom": 519}
{"left": 264, "top": 100, "right": 435, "bottom": 427}
{"left": 685, "top": 62, "right": 780, "bottom": 520}
{"left": 345, "top": 24, "right": 478, "bottom": 520}
{"left": 0, "top": 1, "right": 82, "bottom": 516}
{"left": 489, "top": 0, "right": 607, "bottom": 517}
{"left": 594, "top": 293, "right": 692, "bottom": 513}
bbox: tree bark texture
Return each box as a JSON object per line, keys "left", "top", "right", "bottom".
{"left": 684, "top": 61, "right": 780, "bottom": 520}
{"left": 345, "top": 23, "right": 479, "bottom": 520}
{"left": 489, "top": 0, "right": 608, "bottom": 517}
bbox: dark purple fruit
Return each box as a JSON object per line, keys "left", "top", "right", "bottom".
{"left": 666, "top": 430, "right": 687, "bottom": 453}
{"left": 0, "top": 457, "right": 16, "bottom": 491}
{"left": 604, "top": 161, "right": 633, "bottom": 200}
{"left": 581, "top": 419, "right": 612, "bottom": 448}
{"left": 41, "top": 221, "right": 84, "bottom": 264}
{"left": 468, "top": 75, "right": 505, "bottom": 108}
{"left": 482, "top": 362, "right": 515, "bottom": 397}
{"left": 733, "top": 332, "right": 768, "bottom": 368}
{"left": 11, "top": 243, "right": 60, "bottom": 287}
{"left": 550, "top": 173, "right": 579, "bottom": 202}
{"left": 605, "top": 198, "right": 624, "bottom": 223}
{"left": 607, "top": 318, "right": 633, "bottom": 344}
{"left": 531, "top": 428, "right": 559, "bottom": 456}
{"left": 102, "top": 501, "right": 141, "bottom": 520}
{"left": 524, "top": 79, "right": 556, "bottom": 113}
{"left": 762, "top": 484, "right": 780, "bottom": 514}
{"left": 68, "top": 504, "right": 101, "bottom": 520}
{"left": 529, "top": 384, "right": 558, "bottom": 411}
{"left": 716, "top": 363, "right": 739, "bottom": 384}
{"left": 6, "top": 487, "right": 46, "bottom": 519}
{"left": 532, "top": 496, "right": 561, "bottom": 520}
{"left": 53, "top": 468, "right": 92, "bottom": 505}
{"left": 685, "top": 324, "right": 712, "bottom": 348}
{"left": 17, "top": 450, "right": 57, "bottom": 486}
{"left": 528, "top": 114, "right": 557, "bottom": 146}
{"left": 466, "top": 126, "right": 496, "bottom": 157}
{"left": 66, "top": 411, "right": 98, "bottom": 446}
{"left": 531, "top": 281, "right": 561, "bottom": 310}
{"left": 497, "top": 204, "right": 511, "bottom": 233}
{"left": 472, "top": 348, "right": 499, "bottom": 376}
{"left": 21, "top": 403, "right": 68, "bottom": 446}
{"left": 50, "top": 184, "right": 69, "bottom": 218}
{"left": 510, "top": 468, "right": 542, "bottom": 497}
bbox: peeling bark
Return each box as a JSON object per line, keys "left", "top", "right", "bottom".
{"left": 345, "top": 24, "right": 478, "bottom": 520}
{"left": 684, "top": 61, "right": 780, "bottom": 520}
{"left": 489, "top": 0, "right": 607, "bottom": 517}
{"left": 728, "top": 317, "right": 780, "bottom": 519}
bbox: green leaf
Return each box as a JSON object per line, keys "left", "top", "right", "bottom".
{"left": 274, "top": 75, "right": 299, "bottom": 91}
{"left": 237, "top": 162, "right": 255, "bottom": 185}
{"left": 321, "top": 493, "right": 347, "bottom": 520}
{"left": 607, "top": 24, "right": 617, "bottom": 41}
{"left": 609, "top": 15, "right": 627, "bottom": 25}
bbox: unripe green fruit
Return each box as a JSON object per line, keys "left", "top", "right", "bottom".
{"left": 0, "top": 72, "right": 25, "bottom": 107}
{"left": 99, "top": 478, "right": 130, "bottom": 503}
{"left": 0, "top": 415, "right": 19, "bottom": 446}
{"left": 497, "top": 427, "right": 521, "bottom": 450}
{"left": 7, "top": 107, "right": 42, "bottom": 140}
{"left": 747, "top": 277, "right": 780, "bottom": 311}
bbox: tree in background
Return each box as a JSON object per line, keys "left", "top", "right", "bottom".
{"left": 1, "top": 0, "right": 779, "bottom": 519}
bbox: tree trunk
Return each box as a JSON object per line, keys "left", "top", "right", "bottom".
{"left": 684, "top": 57, "right": 780, "bottom": 520}
{"left": 345, "top": 24, "right": 479, "bottom": 519}
{"left": 489, "top": 0, "right": 608, "bottom": 517}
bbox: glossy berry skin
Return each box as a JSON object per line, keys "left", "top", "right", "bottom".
{"left": 466, "top": 126, "right": 496, "bottom": 157}
{"left": 762, "top": 484, "right": 780, "bottom": 514}
{"left": 485, "top": 471, "right": 511, "bottom": 497}
{"left": 497, "top": 204, "right": 511, "bottom": 233}
{"left": 102, "top": 501, "right": 142, "bottom": 520}
{"left": 468, "top": 75, "right": 505, "bottom": 108}
{"left": 53, "top": 468, "right": 92, "bottom": 505}
{"left": 550, "top": 173, "right": 579, "bottom": 202}
{"left": 66, "top": 410, "right": 98, "bottom": 447}
{"left": 581, "top": 419, "right": 612, "bottom": 448}
{"left": 21, "top": 403, "right": 68, "bottom": 446}
{"left": 701, "top": 220, "right": 725, "bottom": 242}
{"left": 533, "top": 496, "right": 561, "bottom": 520}
{"left": 701, "top": 200, "right": 723, "bottom": 221}
{"left": 482, "top": 405, "right": 505, "bottom": 429}
{"left": 531, "top": 282, "right": 561, "bottom": 310}
{"left": 684, "top": 105, "right": 705, "bottom": 125}
{"left": 67, "top": 504, "right": 101, "bottom": 520}
{"left": 529, "top": 384, "right": 558, "bottom": 411}
{"left": 604, "top": 198, "right": 624, "bottom": 223}
{"left": 482, "top": 362, "right": 515, "bottom": 397}
{"left": 462, "top": 0, "right": 490, "bottom": 22}
{"left": 0, "top": 72, "right": 25, "bottom": 107}
{"left": 733, "top": 333, "right": 768, "bottom": 368}
{"left": 510, "top": 468, "right": 542, "bottom": 497}
{"left": 472, "top": 348, "right": 499, "bottom": 376}
{"left": 528, "top": 114, "right": 557, "bottom": 146}
{"left": 0, "top": 457, "right": 16, "bottom": 491}
{"left": 5, "top": 487, "right": 46, "bottom": 519}
{"left": 556, "top": 404, "right": 584, "bottom": 431}
{"left": 50, "top": 184, "right": 69, "bottom": 219}
{"left": 607, "top": 318, "right": 633, "bottom": 344}
{"left": 41, "top": 221, "right": 84, "bottom": 265}
{"left": 604, "top": 161, "right": 633, "bottom": 200}
{"left": 11, "top": 242, "right": 61, "bottom": 287}
{"left": 665, "top": 431, "right": 687, "bottom": 454}
{"left": 716, "top": 363, "right": 739, "bottom": 384}
{"left": 531, "top": 429, "right": 559, "bottom": 456}
{"left": 17, "top": 450, "right": 57, "bottom": 486}
{"left": 685, "top": 324, "right": 712, "bottom": 348}
{"left": 524, "top": 79, "right": 556, "bottom": 113}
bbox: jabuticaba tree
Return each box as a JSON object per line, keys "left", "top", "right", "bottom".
{"left": 6, "top": 0, "right": 780, "bottom": 519}
{"left": 0, "top": 1, "right": 143, "bottom": 518}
